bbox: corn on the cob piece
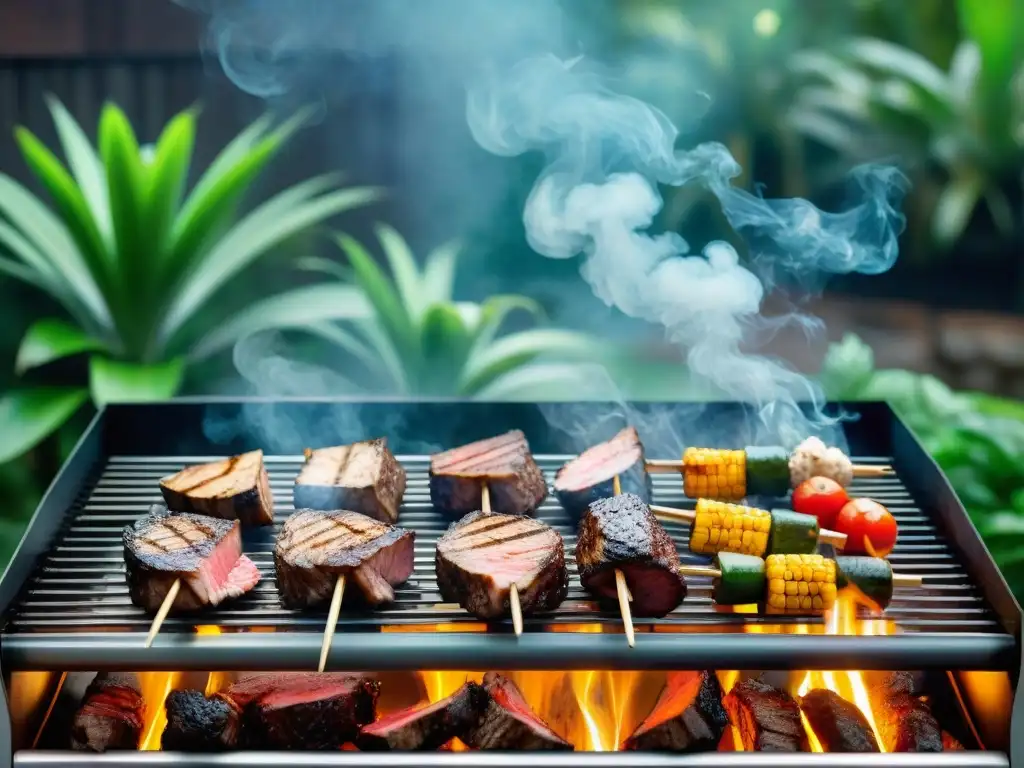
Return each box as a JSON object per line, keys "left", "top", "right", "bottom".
{"left": 689, "top": 499, "right": 771, "bottom": 556}
{"left": 683, "top": 448, "right": 746, "bottom": 500}
{"left": 765, "top": 553, "right": 837, "bottom": 614}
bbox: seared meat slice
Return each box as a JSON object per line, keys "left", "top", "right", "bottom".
{"left": 357, "top": 681, "right": 489, "bottom": 751}
{"left": 294, "top": 438, "right": 406, "bottom": 524}
{"left": 70, "top": 673, "right": 144, "bottom": 752}
{"left": 463, "top": 672, "right": 573, "bottom": 751}
{"left": 124, "top": 506, "right": 261, "bottom": 613}
{"left": 430, "top": 431, "right": 547, "bottom": 517}
{"left": 436, "top": 511, "right": 568, "bottom": 620}
{"left": 230, "top": 673, "right": 379, "bottom": 750}
{"left": 160, "top": 450, "right": 273, "bottom": 526}
{"left": 622, "top": 671, "right": 728, "bottom": 752}
{"left": 575, "top": 494, "right": 686, "bottom": 617}
{"left": 162, "top": 690, "right": 241, "bottom": 751}
{"left": 800, "top": 689, "right": 879, "bottom": 752}
{"left": 867, "top": 672, "right": 941, "bottom": 752}
{"left": 554, "top": 427, "right": 651, "bottom": 518}
{"left": 724, "top": 678, "right": 808, "bottom": 752}
{"left": 274, "top": 510, "right": 414, "bottom": 608}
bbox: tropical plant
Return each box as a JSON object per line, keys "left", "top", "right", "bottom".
{"left": 0, "top": 97, "right": 379, "bottom": 463}
{"left": 285, "top": 224, "right": 611, "bottom": 398}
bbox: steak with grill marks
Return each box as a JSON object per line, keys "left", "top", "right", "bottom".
{"left": 162, "top": 690, "right": 241, "bottom": 752}
{"left": 294, "top": 438, "right": 406, "bottom": 524}
{"left": 575, "top": 493, "right": 686, "bottom": 617}
{"left": 554, "top": 427, "right": 651, "bottom": 519}
{"left": 462, "top": 672, "right": 573, "bottom": 751}
{"left": 435, "top": 511, "right": 568, "bottom": 620}
{"left": 430, "top": 431, "right": 547, "bottom": 517}
{"left": 724, "top": 677, "right": 808, "bottom": 752}
{"left": 357, "top": 681, "right": 489, "bottom": 751}
{"left": 124, "top": 505, "right": 261, "bottom": 613}
{"left": 867, "top": 672, "right": 942, "bottom": 752}
{"left": 800, "top": 689, "right": 879, "bottom": 752}
{"left": 70, "top": 673, "right": 145, "bottom": 752}
{"left": 160, "top": 450, "right": 274, "bottom": 526}
{"left": 622, "top": 671, "right": 728, "bottom": 752}
{"left": 274, "top": 510, "right": 414, "bottom": 608}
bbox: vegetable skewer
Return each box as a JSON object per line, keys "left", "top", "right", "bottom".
{"left": 650, "top": 500, "right": 848, "bottom": 556}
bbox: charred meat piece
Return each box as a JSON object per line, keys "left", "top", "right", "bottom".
{"left": 357, "top": 681, "right": 489, "bottom": 751}
{"left": 70, "top": 673, "right": 145, "bottom": 753}
{"left": 294, "top": 438, "right": 407, "bottom": 524}
{"left": 231, "top": 673, "right": 379, "bottom": 750}
{"left": 274, "top": 510, "right": 414, "bottom": 608}
{"left": 162, "top": 690, "right": 241, "bottom": 752}
{"left": 800, "top": 689, "right": 879, "bottom": 752}
{"left": 575, "top": 494, "right": 686, "bottom": 617}
{"left": 622, "top": 671, "right": 728, "bottom": 752}
{"left": 463, "top": 672, "right": 573, "bottom": 751}
{"left": 868, "top": 672, "right": 942, "bottom": 752}
{"left": 554, "top": 427, "right": 651, "bottom": 518}
{"left": 724, "top": 678, "right": 808, "bottom": 752}
{"left": 430, "top": 431, "right": 547, "bottom": 517}
{"left": 124, "top": 506, "right": 261, "bottom": 613}
{"left": 160, "top": 450, "right": 273, "bottom": 526}
{"left": 943, "top": 732, "right": 964, "bottom": 751}
{"left": 436, "top": 511, "right": 568, "bottom": 620}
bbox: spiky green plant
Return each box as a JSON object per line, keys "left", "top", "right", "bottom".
{"left": 0, "top": 97, "right": 379, "bottom": 462}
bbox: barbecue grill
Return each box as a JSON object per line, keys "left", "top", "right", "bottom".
{"left": 0, "top": 399, "right": 1020, "bottom": 766}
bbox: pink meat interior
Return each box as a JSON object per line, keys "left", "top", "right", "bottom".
{"left": 362, "top": 695, "right": 449, "bottom": 734}
{"left": 557, "top": 435, "right": 640, "bottom": 490}
{"left": 259, "top": 678, "right": 358, "bottom": 711}
{"left": 491, "top": 681, "right": 560, "bottom": 737}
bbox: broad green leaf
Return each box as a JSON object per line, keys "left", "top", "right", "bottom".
{"left": 932, "top": 175, "right": 982, "bottom": 246}
{"left": 374, "top": 223, "right": 423, "bottom": 319}
{"left": 460, "top": 329, "right": 606, "bottom": 393}
{"left": 162, "top": 184, "right": 381, "bottom": 343}
{"left": 336, "top": 233, "right": 419, "bottom": 362}
{"left": 420, "top": 239, "right": 461, "bottom": 306}
{"left": 295, "top": 255, "right": 352, "bottom": 281}
{"left": 470, "top": 362, "right": 609, "bottom": 401}
{"left": 350, "top": 318, "right": 409, "bottom": 393}
{"left": 0, "top": 254, "right": 47, "bottom": 290}
{"left": 45, "top": 95, "right": 111, "bottom": 248}
{"left": 787, "top": 107, "right": 865, "bottom": 155}
{"left": 469, "top": 295, "right": 545, "bottom": 357}
{"left": 956, "top": 0, "right": 1022, "bottom": 101}
{"left": 967, "top": 393, "right": 1024, "bottom": 421}
{"left": 0, "top": 388, "right": 89, "bottom": 464}
{"left": 0, "top": 220, "right": 62, "bottom": 287}
{"left": 88, "top": 356, "right": 185, "bottom": 407}
{"left": 948, "top": 41, "right": 982, "bottom": 108}
{"left": 845, "top": 38, "right": 952, "bottom": 103}
{"left": 304, "top": 321, "right": 389, "bottom": 382}
{"left": 188, "top": 284, "right": 373, "bottom": 361}
{"left": 15, "top": 318, "right": 105, "bottom": 374}
{"left": 419, "top": 304, "right": 472, "bottom": 393}
{"left": 181, "top": 113, "right": 272, "bottom": 213}
{"left": 146, "top": 109, "right": 196, "bottom": 258}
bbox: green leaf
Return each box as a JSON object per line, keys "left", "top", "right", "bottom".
{"left": 0, "top": 253, "right": 48, "bottom": 290}
{"left": 145, "top": 109, "right": 196, "bottom": 258}
{"left": 45, "top": 95, "right": 111, "bottom": 248}
{"left": 303, "top": 321, "right": 389, "bottom": 383}
{"left": 419, "top": 304, "right": 472, "bottom": 392}
{"left": 349, "top": 319, "right": 409, "bottom": 393}
{"left": 295, "top": 255, "right": 352, "bottom": 281}
{"left": 956, "top": 0, "right": 1022, "bottom": 101}
{"left": 188, "top": 284, "right": 373, "bottom": 361}
{"left": 0, "top": 219, "right": 63, "bottom": 288}
{"left": 374, "top": 223, "right": 423, "bottom": 319}
{"left": 470, "top": 362, "right": 609, "bottom": 401}
{"left": 820, "top": 333, "right": 875, "bottom": 398}
{"left": 932, "top": 175, "right": 982, "bottom": 246}
{"left": 0, "top": 388, "right": 89, "bottom": 464}
{"left": 15, "top": 318, "right": 105, "bottom": 374}
{"left": 421, "top": 239, "right": 461, "bottom": 306}
{"left": 844, "top": 38, "right": 952, "bottom": 103}
{"left": 181, "top": 113, "right": 273, "bottom": 213}
{"left": 460, "top": 329, "right": 606, "bottom": 394}
{"left": 470, "top": 295, "right": 545, "bottom": 356}
{"left": 88, "top": 356, "right": 185, "bottom": 407}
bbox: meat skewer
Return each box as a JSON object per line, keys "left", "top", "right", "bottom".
{"left": 160, "top": 450, "right": 274, "bottom": 526}
{"left": 481, "top": 483, "right": 523, "bottom": 636}
{"left": 679, "top": 553, "right": 922, "bottom": 614}
{"left": 294, "top": 438, "right": 406, "bottom": 523}
{"left": 611, "top": 475, "right": 634, "bottom": 647}
{"left": 553, "top": 427, "right": 652, "bottom": 518}
{"left": 651, "top": 499, "right": 848, "bottom": 556}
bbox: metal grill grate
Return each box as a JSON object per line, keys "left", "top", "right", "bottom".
{"left": 3, "top": 453, "right": 998, "bottom": 635}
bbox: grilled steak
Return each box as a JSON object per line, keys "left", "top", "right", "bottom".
{"left": 231, "top": 673, "right": 379, "bottom": 750}
{"left": 867, "top": 672, "right": 941, "bottom": 752}
{"left": 274, "top": 510, "right": 415, "bottom": 608}
{"left": 622, "top": 671, "right": 728, "bottom": 752}
{"left": 70, "top": 673, "right": 144, "bottom": 752}
{"left": 463, "top": 672, "right": 573, "bottom": 750}
{"left": 430, "top": 431, "right": 547, "bottom": 517}
{"left": 357, "top": 681, "right": 489, "bottom": 751}
{"left": 160, "top": 450, "right": 274, "bottom": 527}
{"left": 162, "top": 690, "right": 241, "bottom": 751}
{"left": 124, "top": 506, "right": 261, "bottom": 612}
{"left": 436, "top": 511, "right": 568, "bottom": 620}
{"left": 294, "top": 438, "right": 407, "bottom": 524}
{"left": 800, "top": 689, "right": 879, "bottom": 752}
{"left": 724, "top": 677, "right": 808, "bottom": 752}
{"left": 575, "top": 493, "right": 686, "bottom": 617}
{"left": 554, "top": 427, "right": 651, "bottom": 518}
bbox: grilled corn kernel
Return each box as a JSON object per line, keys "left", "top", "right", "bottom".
{"left": 683, "top": 448, "right": 746, "bottom": 500}
{"left": 689, "top": 499, "right": 771, "bottom": 556}
{"left": 764, "top": 554, "right": 838, "bottom": 614}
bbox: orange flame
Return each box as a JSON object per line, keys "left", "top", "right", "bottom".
{"left": 138, "top": 672, "right": 182, "bottom": 751}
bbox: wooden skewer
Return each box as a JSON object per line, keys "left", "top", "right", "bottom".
{"left": 145, "top": 579, "right": 180, "bottom": 648}
{"left": 651, "top": 504, "right": 848, "bottom": 549}
{"left": 893, "top": 574, "right": 923, "bottom": 588}
{"left": 318, "top": 573, "right": 346, "bottom": 672}
{"left": 481, "top": 482, "right": 523, "bottom": 637}
{"left": 645, "top": 459, "right": 893, "bottom": 478}
{"left": 677, "top": 565, "right": 924, "bottom": 589}
{"left": 615, "top": 568, "right": 635, "bottom": 648}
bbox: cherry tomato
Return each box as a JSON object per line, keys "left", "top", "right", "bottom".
{"left": 834, "top": 498, "right": 898, "bottom": 557}
{"left": 791, "top": 477, "right": 849, "bottom": 529}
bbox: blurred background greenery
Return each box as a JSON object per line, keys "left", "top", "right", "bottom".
{"left": 2, "top": 0, "right": 1024, "bottom": 597}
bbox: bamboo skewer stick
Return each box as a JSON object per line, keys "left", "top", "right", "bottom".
{"left": 318, "top": 573, "right": 346, "bottom": 672}
{"left": 611, "top": 475, "right": 635, "bottom": 646}
{"left": 650, "top": 505, "right": 848, "bottom": 549}
{"left": 145, "top": 579, "right": 180, "bottom": 648}
{"left": 678, "top": 564, "right": 923, "bottom": 588}
{"left": 645, "top": 459, "right": 893, "bottom": 477}
{"left": 481, "top": 482, "right": 523, "bottom": 637}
